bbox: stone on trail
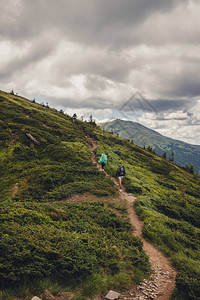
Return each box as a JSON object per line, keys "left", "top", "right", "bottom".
{"left": 42, "top": 290, "right": 74, "bottom": 300}
{"left": 31, "top": 297, "right": 42, "bottom": 300}
{"left": 105, "top": 290, "right": 120, "bottom": 300}
{"left": 55, "top": 292, "right": 74, "bottom": 300}
{"left": 43, "top": 290, "right": 55, "bottom": 300}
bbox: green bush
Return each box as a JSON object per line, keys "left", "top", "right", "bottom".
{"left": 176, "top": 272, "right": 200, "bottom": 300}
{"left": 123, "top": 177, "right": 142, "bottom": 194}
{"left": 0, "top": 202, "right": 150, "bottom": 288}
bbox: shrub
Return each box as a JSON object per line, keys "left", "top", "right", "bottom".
{"left": 123, "top": 177, "right": 142, "bottom": 194}
{"left": 0, "top": 202, "right": 150, "bottom": 288}
{"left": 176, "top": 272, "right": 200, "bottom": 300}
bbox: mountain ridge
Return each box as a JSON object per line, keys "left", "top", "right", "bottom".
{"left": 99, "top": 119, "right": 200, "bottom": 173}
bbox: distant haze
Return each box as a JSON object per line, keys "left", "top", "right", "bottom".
{"left": 0, "top": 0, "right": 200, "bottom": 144}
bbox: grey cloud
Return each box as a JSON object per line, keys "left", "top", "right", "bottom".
{"left": 0, "top": 35, "right": 57, "bottom": 80}
{"left": 162, "top": 65, "right": 200, "bottom": 98}
{"left": 119, "top": 96, "right": 193, "bottom": 114}
{"left": 44, "top": 91, "right": 198, "bottom": 114}
{"left": 119, "top": 92, "right": 158, "bottom": 113}
{"left": 49, "top": 47, "right": 133, "bottom": 83}
{"left": 174, "top": 76, "right": 200, "bottom": 98}
{"left": 84, "top": 75, "right": 113, "bottom": 92}
{"left": 0, "top": 0, "right": 180, "bottom": 47}
{"left": 0, "top": 72, "right": 10, "bottom": 81}
{"left": 1, "top": 0, "right": 200, "bottom": 135}
{"left": 110, "top": 94, "right": 197, "bottom": 115}
{"left": 47, "top": 96, "right": 110, "bottom": 110}
{"left": 85, "top": 57, "right": 133, "bottom": 83}
{"left": 150, "top": 99, "right": 193, "bottom": 112}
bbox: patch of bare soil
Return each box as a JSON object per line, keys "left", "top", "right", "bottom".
{"left": 120, "top": 192, "right": 176, "bottom": 300}
{"left": 10, "top": 182, "right": 19, "bottom": 198}
{"left": 42, "top": 123, "right": 53, "bottom": 130}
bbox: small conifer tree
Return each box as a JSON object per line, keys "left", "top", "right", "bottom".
{"left": 189, "top": 164, "right": 195, "bottom": 174}
{"left": 168, "top": 151, "right": 174, "bottom": 162}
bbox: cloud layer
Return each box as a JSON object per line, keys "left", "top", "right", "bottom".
{"left": 0, "top": 0, "right": 200, "bottom": 144}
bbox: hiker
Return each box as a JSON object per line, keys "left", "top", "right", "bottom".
{"left": 98, "top": 153, "right": 107, "bottom": 172}
{"left": 116, "top": 163, "right": 126, "bottom": 190}
{"left": 72, "top": 113, "right": 77, "bottom": 122}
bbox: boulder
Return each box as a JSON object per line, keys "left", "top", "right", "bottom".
{"left": 26, "top": 133, "right": 40, "bottom": 145}
{"left": 105, "top": 290, "right": 120, "bottom": 300}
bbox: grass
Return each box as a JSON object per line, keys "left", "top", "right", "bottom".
{"left": 0, "top": 91, "right": 116, "bottom": 204}
{"left": 92, "top": 130, "right": 200, "bottom": 299}
{"left": 0, "top": 90, "right": 200, "bottom": 299}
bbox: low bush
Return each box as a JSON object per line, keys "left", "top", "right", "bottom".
{"left": 176, "top": 272, "right": 200, "bottom": 300}
{"left": 0, "top": 202, "right": 150, "bottom": 289}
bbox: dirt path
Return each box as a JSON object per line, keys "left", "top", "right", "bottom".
{"left": 10, "top": 182, "right": 19, "bottom": 198}
{"left": 87, "top": 137, "right": 177, "bottom": 300}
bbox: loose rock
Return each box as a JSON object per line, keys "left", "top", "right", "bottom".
{"left": 32, "top": 297, "right": 42, "bottom": 300}
{"left": 105, "top": 290, "right": 120, "bottom": 300}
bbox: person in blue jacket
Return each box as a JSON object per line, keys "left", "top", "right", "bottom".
{"left": 98, "top": 153, "right": 107, "bottom": 172}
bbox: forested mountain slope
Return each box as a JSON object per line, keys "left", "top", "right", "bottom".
{"left": 0, "top": 90, "right": 200, "bottom": 299}
{"left": 100, "top": 119, "right": 200, "bottom": 173}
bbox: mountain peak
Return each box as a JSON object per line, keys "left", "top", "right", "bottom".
{"left": 100, "top": 118, "right": 200, "bottom": 173}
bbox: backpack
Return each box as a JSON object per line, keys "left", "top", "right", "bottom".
{"left": 118, "top": 165, "right": 126, "bottom": 176}
{"left": 99, "top": 154, "right": 107, "bottom": 164}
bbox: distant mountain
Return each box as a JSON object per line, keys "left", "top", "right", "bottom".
{"left": 100, "top": 119, "right": 200, "bottom": 173}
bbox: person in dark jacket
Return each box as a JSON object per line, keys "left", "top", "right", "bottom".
{"left": 116, "top": 163, "right": 126, "bottom": 190}
{"left": 72, "top": 113, "right": 77, "bottom": 122}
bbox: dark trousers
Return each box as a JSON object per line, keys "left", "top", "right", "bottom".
{"left": 101, "top": 162, "right": 106, "bottom": 169}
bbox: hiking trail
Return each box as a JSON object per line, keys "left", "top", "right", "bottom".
{"left": 87, "top": 137, "right": 177, "bottom": 300}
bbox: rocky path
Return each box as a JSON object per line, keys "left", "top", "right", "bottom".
{"left": 87, "top": 137, "right": 177, "bottom": 300}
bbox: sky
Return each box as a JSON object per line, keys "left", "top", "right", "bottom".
{"left": 1, "top": 0, "right": 200, "bottom": 145}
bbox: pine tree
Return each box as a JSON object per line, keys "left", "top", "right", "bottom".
{"left": 169, "top": 151, "right": 174, "bottom": 162}
{"left": 189, "top": 164, "right": 195, "bottom": 174}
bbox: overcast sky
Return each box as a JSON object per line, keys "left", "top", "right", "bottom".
{"left": 1, "top": 0, "right": 200, "bottom": 145}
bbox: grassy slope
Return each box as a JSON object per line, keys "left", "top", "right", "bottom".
{"left": 100, "top": 119, "right": 200, "bottom": 173}
{"left": 0, "top": 91, "right": 115, "bottom": 201}
{"left": 0, "top": 91, "right": 200, "bottom": 299}
{"left": 0, "top": 91, "right": 150, "bottom": 298}
{"left": 94, "top": 131, "right": 200, "bottom": 299}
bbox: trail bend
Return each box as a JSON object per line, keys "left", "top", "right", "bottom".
{"left": 87, "top": 137, "right": 177, "bottom": 300}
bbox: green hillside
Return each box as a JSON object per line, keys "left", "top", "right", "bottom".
{"left": 100, "top": 119, "right": 200, "bottom": 173}
{"left": 0, "top": 91, "right": 200, "bottom": 299}
{"left": 0, "top": 91, "right": 149, "bottom": 298}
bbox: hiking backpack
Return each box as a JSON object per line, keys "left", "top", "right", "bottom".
{"left": 118, "top": 165, "right": 126, "bottom": 176}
